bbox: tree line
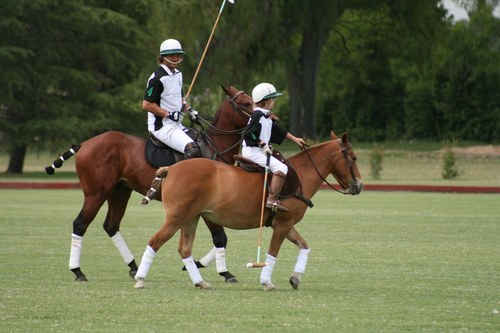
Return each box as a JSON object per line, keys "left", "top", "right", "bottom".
{"left": 1, "top": 0, "right": 499, "bottom": 173}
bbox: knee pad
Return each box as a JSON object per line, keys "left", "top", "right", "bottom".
{"left": 184, "top": 142, "right": 201, "bottom": 159}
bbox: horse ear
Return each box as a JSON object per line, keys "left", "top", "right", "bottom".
{"left": 221, "top": 84, "right": 230, "bottom": 96}
{"left": 330, "top": 131, "right": 338, "bottom": 140}
{"left": 341, "top": 132, "right": 349, "bottom": 145}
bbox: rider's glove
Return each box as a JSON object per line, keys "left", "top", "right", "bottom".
{"left": 188, "top": 108, "right": 199, "bottom": 122}
{"left": 168, "top": 111, "right": 181, "bottom": 122}
{"left": 262, "top": 144, "right": 272, "bottom": 156}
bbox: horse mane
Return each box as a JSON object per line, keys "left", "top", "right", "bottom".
{"left": 289, "top": 141, "right": 332, "bottom": 161}
{"left": 211, "top": 102, "right": 226, "bottom": 125}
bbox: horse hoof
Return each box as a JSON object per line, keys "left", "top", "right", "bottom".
{"left": 289, "top": 276, "right": 299, "bottom": 289}
{"left": 75, "top": 276, "right": 88, "bottom": 282}
{"left": 262, "top": 282, "right": 276, "bottom": 291}
{"left": 219, "top": 271, "right": 238, "bottom": 283}
{"left": 195, "top": 281, "right": 212, "bottom": 290}
{"left": 289, "top": 272, "right": 302, "bottom": 290}
{"left": 134, "top": 278, "right": 145, "bottom": 289}
{"left": 129, "top": 270, "right": 137, "bottom": 280}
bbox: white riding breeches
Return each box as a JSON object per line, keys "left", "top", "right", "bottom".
{"left": 242, "top": 146, "right": 288, "bottom": 174}
{"left": 151, "top": 121, "right": 193, "bottom": 154}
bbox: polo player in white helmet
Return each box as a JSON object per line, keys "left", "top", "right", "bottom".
{"left": 142, "top": 38, "right": 201, "bottom": 159}
{"left": 242, "top": 83, "right": 306, "bottom": 212}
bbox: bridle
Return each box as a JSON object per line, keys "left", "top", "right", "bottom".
{"left": 194, "top": 90, "right": 251, "bottom": 163}
{"left": 303, "top": 138, "right": 360, "bottom": 195}
{"left": 228, "top": 90, "right": 253, "bottom": 119}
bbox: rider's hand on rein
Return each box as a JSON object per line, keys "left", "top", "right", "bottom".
{"left": 168, "top": 111, "right": 181, "bottom": 122}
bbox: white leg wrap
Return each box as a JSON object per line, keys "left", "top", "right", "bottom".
{"left": 69, "top": 234, "right": 83, "bottom": 270}
{"left": 260, "top": 253, "right": 277, "bottom": 285}
{"left": 294, "top": 248, "right": 311, "bottom": 274}
{"left": 199, "top": 247, "right": 216, "bottom": 267}
{"left": 182, "top": 256, "right": 203, "bottom": 284}
{"left": 215, "top": 247, "right": 227, "bottom": 273}
{"left": 111, "top": 231, "right": 134, "bottom": 264}
{"left": 135, "top": 245, "right": 156, "bottom": 280}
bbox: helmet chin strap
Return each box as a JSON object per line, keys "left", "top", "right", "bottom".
{"left": 164, "top": 57, "right": 183, "bottom": 65}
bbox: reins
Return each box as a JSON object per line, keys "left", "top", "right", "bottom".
{"left": 302, "top": 139, "right": 358, "bottom": 195}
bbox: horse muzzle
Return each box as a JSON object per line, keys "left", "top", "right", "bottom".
{"left": 348, "top": 181, "right": 364, "bottom": 195}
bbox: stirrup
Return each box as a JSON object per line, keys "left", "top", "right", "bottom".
{"left": 266, "top": 199, "right": 289, "bottom": 212}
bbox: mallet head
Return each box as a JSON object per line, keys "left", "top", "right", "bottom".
{"left": 246, "top": 262, "right": 267, "bottom": 268}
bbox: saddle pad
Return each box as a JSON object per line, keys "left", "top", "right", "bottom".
{"left": 145, "top": 139, "right": 176, "bottom": 168}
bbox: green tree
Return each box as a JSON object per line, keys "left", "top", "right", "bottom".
{"left": 436, "top": 8, "right": 500, "bottom": 141}
{"left": 0, "top": 0, "right": 152, "bottom": 173}
{"left": 151, "top": 1, "right": 383, "bottom": 140}
{"left": 318, "top": 1, "right": 450, "bottom": 141}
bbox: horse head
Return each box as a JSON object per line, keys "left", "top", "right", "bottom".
{"left": 218, "top": 85, "right": 253, "bottom": 129}
{"left": 202, "top": 86, "right": 253, "bottom": 164}
{"left": 329, "top": 131, "right": 364, "bottom": 195}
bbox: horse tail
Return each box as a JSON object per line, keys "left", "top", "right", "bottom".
{"left": 45, "top": 144, "right": 81, "bottom": 175}
{"left": 141, "top": 167, "right": 169, "bottom": 205}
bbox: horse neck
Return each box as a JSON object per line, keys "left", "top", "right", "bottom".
{"left": 290, "top": 142, "right": 341, "bottom": 197}
{"left": 207, "top": 100, "right": 245, "bottom": 164}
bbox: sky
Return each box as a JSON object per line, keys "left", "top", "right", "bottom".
{"left": 441, "top": 0, "right": 500, "bottom": 21}
{"left": 442, "top": 0, "right": 469, "bottom": 21}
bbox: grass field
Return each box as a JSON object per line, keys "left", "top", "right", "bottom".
{"left": 1, "top": 189, "right": 499, "bottom": 332}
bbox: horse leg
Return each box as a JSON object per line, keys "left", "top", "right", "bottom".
{"left": 134, "top": 222, "right": 181, "bottom": 289}
{"left": 260, "top": 224, "right": 290, "bottom": 291}
{"left": 285, "top": 226, "right": 311, "bottom": 290}
{"left": 198, "top": 219, "right": 237, "bottom": 283}
{"left": 70, "top": 195, "right": 106, "bottom": 281}
{"left": 103, "top": 185, "right": 137, "bottom": 279}
{"left": 178, "top": 223, "right": 211, "bottom": 289}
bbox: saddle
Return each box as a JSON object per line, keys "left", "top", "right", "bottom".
{"left": 145, "top": 128, "right": 202, "bottom": 168}
{"left": 234, "top": 150, "right": 311, "bottom": 206}
{"left": 234, "top": 151, "right": 313, "bottom": 227}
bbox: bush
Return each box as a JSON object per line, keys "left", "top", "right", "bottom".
{"left": 442, "top": 147, "right": 460, "bottom": 179}
{"left": 369, "top": 144, "right": 384, "bottom": 180}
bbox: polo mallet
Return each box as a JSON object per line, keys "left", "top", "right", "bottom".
{"left": 184, "top": 0, "right": 235, "bottom": 101}
{"left": 246, "top": 151, "right": 271, "bottom": 268}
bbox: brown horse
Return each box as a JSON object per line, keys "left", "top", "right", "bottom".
{"left": 134, "top": 131, "right": 363, "bottom": 291}
{"left": 46, "top": 85, "right": 253, "bottom": 282}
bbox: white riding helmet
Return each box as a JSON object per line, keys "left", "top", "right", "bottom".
{"left": 252, "top": 83, "right": 283, "bottom": 103}
{"left": 160, "top": 39, "right": 185, "bottom": 55}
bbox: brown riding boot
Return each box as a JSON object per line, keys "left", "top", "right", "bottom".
{"left": 266, "top": 171, "right": 289, "bottom": 212}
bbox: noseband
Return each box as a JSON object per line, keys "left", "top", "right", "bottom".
{"left": 303, "top": 139, "right": 359, "bottom": 195}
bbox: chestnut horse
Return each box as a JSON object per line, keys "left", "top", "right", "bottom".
{"left": 134, "top": 131, "right": 363, "bottom": 291}
{"left": 45, "top": 85, "right": 253, "bottom": 282}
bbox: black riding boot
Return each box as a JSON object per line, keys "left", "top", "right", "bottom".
{"left": 266, "top": 171, "right": 289, "bottom": 212}
{"left": 184, "top": 142, "right": 201, "bottom": 159}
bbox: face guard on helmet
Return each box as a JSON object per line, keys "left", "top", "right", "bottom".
{"left": 252, "top": 83, "right": 283, "bottom": 104}
{"left": 160, "top": 39, "right": 185, "bottom": 65}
